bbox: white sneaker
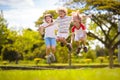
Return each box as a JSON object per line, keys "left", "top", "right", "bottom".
{"left": 50, "top": 53, "right": 56, "bottom": 62}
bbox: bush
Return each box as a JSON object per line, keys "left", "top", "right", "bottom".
{"left": 80, "top": 59, "right": 92, "bottom": 64}
{"left": 34, "top": 58, "right": 45, "bottom": 65}
{"left": 1, "top": 45, "right": 22, "bottom": 63}
{"left": 56, "top": 46, "right": 68, "bottom": 63}
{"left": 34, "top": 58, "right": 41, "bottom": 65}
{"left": 84, "top": 50, "right": 96, "bottom": 62}
{"left": 98, "top": 56, "right": 105, "bottom": 64}
{"left": 2, "top": 61, "right": 8, "bottom": 65}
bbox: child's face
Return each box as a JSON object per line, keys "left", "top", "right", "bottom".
{"left": 72, "top": 16, "right": 80, "bottom": 25}
{"left": 58, "top": 11, "right": 66, "bottom": 18}
{"left": 45, "top": 16, "right": 52, "bottom": 23}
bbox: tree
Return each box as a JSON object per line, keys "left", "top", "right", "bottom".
{"left": 0, "top": 10, "right": 8, "bottom": 46}
{"left": 64, "top": 0, "right": 120, "bottom": 68}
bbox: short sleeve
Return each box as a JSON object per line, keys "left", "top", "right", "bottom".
{"left": 71, "top": 26, "right": 75, "bottom": 32}
{"left": 80, "top": 23, "right": 86, "bottom": 30}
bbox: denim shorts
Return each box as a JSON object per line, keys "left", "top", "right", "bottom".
{"left": 45, "top": 37, "right": 56, "bottom": 46}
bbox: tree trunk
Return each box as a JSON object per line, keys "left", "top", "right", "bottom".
{"left": 108, "top": 48, "right": 114, "bottom": 68}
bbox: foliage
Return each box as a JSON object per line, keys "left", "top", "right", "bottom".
{"left": 55, "top": 46, "right": 69, "bottom": 63}
{"left": 98, "top": 56, "right": 105, "bottom": 63}
{"left": 34, "top": 58, "right": 43, "bottom": 65}
{"left": 84, "top": 49, "right": 96, "bottom": 62}
{"left": 2, "top": 61, "right": 8, "bottom": 65}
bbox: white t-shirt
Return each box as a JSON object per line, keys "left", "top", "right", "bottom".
{"left": 55, "top": 16, "right": 72, "bottom": 34}
{"left": 40, "top": 22, "right": 58, "bottom": 38}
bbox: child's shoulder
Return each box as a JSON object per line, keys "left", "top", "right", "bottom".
{"left": 41, "top": 22, "right": 48, "bottom": 26}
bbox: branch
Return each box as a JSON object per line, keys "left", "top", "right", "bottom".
{"left": 87, "top": 31, "right": 106, "bottom": 45}
{"left": 91, "top": 15, "right": 111, "bottom": 42}
{"left": 112, "top": 40, "right": 120, "bottom": 50}
{"left": 111, "top": 32, "right": 120, "bottom": 44}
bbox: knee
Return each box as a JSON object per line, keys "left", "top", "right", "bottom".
{"left": 46, "top": 47, "right": 50, "bottom": 50}
{"left": 61, "top": 37, "right": 65, "bottom": 41}
{"left": 52, "top": 46, "right": 56, "bottom": 50}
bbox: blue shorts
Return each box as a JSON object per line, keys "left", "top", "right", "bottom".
{"left": 45, "top": 37, "right": 56, "bottom": 46}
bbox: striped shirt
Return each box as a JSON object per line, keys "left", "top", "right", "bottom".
{"left": 55, "top": 16, "right": 72, "bottom": 34}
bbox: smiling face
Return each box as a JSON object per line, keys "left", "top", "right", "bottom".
{"left": 45, "top": 16, "right": 52, "bottom": 23}
{"left": 58, "top": 10, "right": 66, "bottom": 18}
{"left": 72, "top": 15, "right": 81, "bottom": 26}
{"left": 44, "top": 14, "right": 53, "bottom": 23}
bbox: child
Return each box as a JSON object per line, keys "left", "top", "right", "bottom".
{"left": 38, "top": 14, "right": 58, "bottom": 64}
{"left": 55, "top": 7, "right": 72, "bottom": 51}
{"left": 71, "top": 12, "right": 88, "bottom": 54}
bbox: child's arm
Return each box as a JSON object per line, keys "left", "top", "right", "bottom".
{"left": 44, "top": 23, "right": 54, "bottom": 28}
{"left": 71, "top": 26, "right": 75, "bottom": 43}
{"left": 71, "top": 32, "right": 75, "bottom": 44}
{"left": 38, "top": 26, "right": 44, "bottom": 35}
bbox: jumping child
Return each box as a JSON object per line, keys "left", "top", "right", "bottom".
{"left": 38, "top": 14, "right": 58, "bottom": 64}
{"left": 56, "top": 7, "right": 72, "bottom": 51}
{"left": 71, "top": 12, "right": 88, "bottom": 54}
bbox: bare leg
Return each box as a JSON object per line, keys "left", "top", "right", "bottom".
{"left": 51, "top": 46, "right": 56, "bottom": 54}
{"left": 46, "top": 46, "right": 50, "bottom": 56}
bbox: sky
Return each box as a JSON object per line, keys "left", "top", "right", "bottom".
{"left": 0, "top": 0, "right": 61, "bottom": 31}
{"left": 0, "top": 0, "right": 104, "bottom": 49}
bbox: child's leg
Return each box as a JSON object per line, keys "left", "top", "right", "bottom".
{"left": 76, "top": 41, "right": 80, "bottom": 48}
{"left": 45, "top": 38, "right": 51, "bottom": 55}
{"left": 61, "top": 37, "right": 67, "bottom": 44}
{"left": 80, "top": 38, "right": 86, "bottom": 47}
{"left": 50, "top": 38, "right": 56, "bottom": 54}
{"left": 57, "top": 33, "right": 68, "bottom": 45}
{"left": 80, "top": 37, "right": 88, "bottom": 52}
{"left": 75, "top": 35, "right": 82, "bottom": 54}
{"left": 46, "top": 46, "right": 50, "bottom": 55}
{"left": 45, "top": 38, "right": 52, "bottom": 64}
{"left": 50, "top": 38, "right": 56, "bottom": 61}
{"left": 76, "top": 41, "right": 82, "bottom": 54}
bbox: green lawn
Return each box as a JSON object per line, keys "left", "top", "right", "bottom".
{"left": 0, "top": 68, "right": 120, "bottom": 80}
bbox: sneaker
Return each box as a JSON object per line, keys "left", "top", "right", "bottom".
{"left": 50, "top": 53, "right": 56, "bottom": 62}
{"left": 76, "top": 47, "right": 81, "bottom": 54}
{"left": 83, "top": 46, "right": 88, "bottom": 53}
{"left": 45, "top": 55, "right": 51, "bottom": 64}
{"left": 66, "top": 43, "right": 72, "bottom": 52}
{"left": 60, "top": 42, "right": 65, "bottom": 47}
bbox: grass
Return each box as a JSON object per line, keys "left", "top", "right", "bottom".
{"left": 0, "top": 68, "right": 120, "bottom": 80}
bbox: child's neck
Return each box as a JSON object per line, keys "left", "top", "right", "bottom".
{"left": 47, "top": 22, "right": 52, "bottom": 24}
{"left": 60, "top": 16, "right": 65, "bottom": 19}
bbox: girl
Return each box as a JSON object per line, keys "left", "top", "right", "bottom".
{"left": 71, "top": 12, "right": 88, "bottom": 54}
{"left": 38, "top": 14, "right": 58, "bottom": 64}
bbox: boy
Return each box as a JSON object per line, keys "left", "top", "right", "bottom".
{"left": 56, "top": 7, "right": 72, "bottom": 52}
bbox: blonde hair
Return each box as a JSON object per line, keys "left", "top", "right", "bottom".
{"left": 56, "top": 7, "right": 67, "bottom": 15}
{"left": 72, "top": 11, "right": 81, "bottom": 22}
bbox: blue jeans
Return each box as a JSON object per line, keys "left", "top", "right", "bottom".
{"left": 45, "top": 37, "right": 56, "bottom": 46}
